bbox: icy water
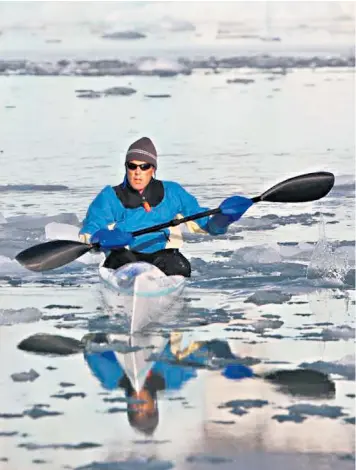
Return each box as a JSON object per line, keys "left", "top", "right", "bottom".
{"left": 0, "top": 4, "right": 355, "bottom": 470}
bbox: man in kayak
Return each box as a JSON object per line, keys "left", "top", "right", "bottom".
{"left": 79, "top": 137, "right": 243, "bottom": 277}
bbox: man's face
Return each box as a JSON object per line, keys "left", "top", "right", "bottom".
{"left": 126, "top": 160, "right": 155, "bottom": 191}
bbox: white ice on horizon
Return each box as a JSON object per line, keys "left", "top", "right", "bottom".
{"left": 136, "top": 57, "right": 185, "bottom": 73}
{"left": 0, "top": 212, "right": 7, "bottom": 224}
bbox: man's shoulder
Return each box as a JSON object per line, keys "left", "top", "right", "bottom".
{"left": 161, "top": 180, "right": 184, "bottom": 192}
{"left": 99, "top": 185, "right": 116, "bottom": 197}
{"left": 91, "top": 185, "right": 116, "bottom": 202}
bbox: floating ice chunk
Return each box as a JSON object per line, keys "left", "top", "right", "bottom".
{"left": 299, "top": 358, "right": 355, "bottom": 380}
{"left": 232, "top": 245, "right": 282, "bottom": 264}
{"left": 0, "top": 255, "right": 16, "bottom": 271}
{"left": 45, "top": 222, "right": 104, "bottom": 265}
{"left": 11, "top": 369, "right": 39, "bottom": 382}
{"left": 321, "top": 326, "right": 355, "bottom": 341}
{"left": 74, "top": 457, "right": 174, "bottom": 469}
{"left": 8, "top": 213, "right": 79, "bottom": 230}
{"left": 45, "top": 222, "right": 80, "bottom": 241}
{"left": 278, "top": 242, "right": 314, "bottom": 260}
{"left": 0, "top": 212, "right": 7, "bottom": 224}
{"left": 336, "top": 354, "right": 355, "bottom": 366}
{"left": 251, "top": 319, "right": 284, "bottom": 333}
{"left": 0, "top": 307, "right": 42, "bottom": 325}
{"left": 244, "top": 290, "right": 292, "bottom": 305}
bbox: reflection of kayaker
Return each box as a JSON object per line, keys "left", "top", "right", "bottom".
{"left": 82, "top": 332, "right": 253, "bottom": 435}
{"left": 16, "top": 330, "right": 336, "bottom": 439}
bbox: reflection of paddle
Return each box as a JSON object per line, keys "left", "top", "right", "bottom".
{"left": 18, "top": 333, "right": 83, "bottom": 355}
{"left": 15, "top": 171, "right": 335, "bottom": 272}
{"left": 262, "top": 369, "right": 335, "bottom": 398}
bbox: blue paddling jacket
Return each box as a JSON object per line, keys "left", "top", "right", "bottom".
{"left": 79, "top": 179, "right": 224, "bottom": 253}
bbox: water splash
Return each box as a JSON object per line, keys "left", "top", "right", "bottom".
{"left": 307, "top": 214, "right": 350, "bottom": 286}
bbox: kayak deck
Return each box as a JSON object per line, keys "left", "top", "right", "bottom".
{"left": 98, "top": 261, "right": 186, "bottom": 333}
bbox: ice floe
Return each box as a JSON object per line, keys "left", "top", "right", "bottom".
{"left": 0, "top": 307, "right": 42, "bottom": 325}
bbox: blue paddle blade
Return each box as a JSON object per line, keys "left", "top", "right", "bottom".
{"left": 91, "top": 228, "right": 133, "bottom": 249}
{"left": 219, "top": 195, "right": 253, "bottom": 222}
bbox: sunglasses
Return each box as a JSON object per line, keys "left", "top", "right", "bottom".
{"left": 126, "top": 162, "right": 153, "bottom": 171}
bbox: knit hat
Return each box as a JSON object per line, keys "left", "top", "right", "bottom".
{"left": 125, "top": 137, "right": 157, "bottom": 169}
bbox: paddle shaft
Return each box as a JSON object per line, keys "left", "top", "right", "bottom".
{"left": 132, "top": 207, "right": 220, "bottom": 236}
{"left": 131, "top": 196, "right": 261, "bottom": 237}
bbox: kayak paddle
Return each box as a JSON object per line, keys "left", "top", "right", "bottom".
{"left": 15, "top": 171, "right": 334, "bottom": 272}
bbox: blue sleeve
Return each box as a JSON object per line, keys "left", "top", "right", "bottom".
{"left": 171, "top": 182, "right": 211, "bottom": 232}
{"left": 79, "top": 186, "right": 120, "bottom": 238}
{"left": 172, "top": 182, "right": 227, "bottom": 235}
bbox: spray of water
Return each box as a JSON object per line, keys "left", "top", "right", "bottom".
{"left": 307, "top": 213, "right": 350, "bottom": 286}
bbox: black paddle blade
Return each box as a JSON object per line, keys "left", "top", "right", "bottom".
{"left": 257, "top": 171, "right": 335, "bottom": 203}
{"left": 15, "top": 240, "right": 92, "bottom": 272}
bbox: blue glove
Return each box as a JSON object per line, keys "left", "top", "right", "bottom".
{"left": 222, "top": 363, "right": 254, "bottom": 380}
{"left": 91, "top": 228, "right": 133, "bottom": 249}
{"left": 219, "top": 195, "right": 253, "bottom": 223}
{"left": 208, "top": 195, "right": 253, "bottom": 234}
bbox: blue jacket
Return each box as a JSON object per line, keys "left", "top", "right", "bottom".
{"left": 79, "top": 180, "right": 222, "bottom": 253}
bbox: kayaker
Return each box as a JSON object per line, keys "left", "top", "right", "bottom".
{"left": 79, "top": 137, "right": 243, "bottom": 276}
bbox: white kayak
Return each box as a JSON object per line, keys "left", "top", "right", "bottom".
{"left": 98, "top": 261, "right": 186, "bottom": 334}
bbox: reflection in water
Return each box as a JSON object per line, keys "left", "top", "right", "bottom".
{"left": 16, "top": 325, "right": 343, "bottom": 459}
{"left": 81, "top": 329, "right": 337, "bottom": 437}
{"left": 82, "top": 330, "right": 254, "bottom": 436}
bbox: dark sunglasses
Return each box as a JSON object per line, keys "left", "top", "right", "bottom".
{"left": 126, "top": 162, "right": 153, "bottom": 171}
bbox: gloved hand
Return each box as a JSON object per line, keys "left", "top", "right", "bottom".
{"left": 219, "top": 195, "right": 253, "bottom": 223}
{"left": 91, "top": 228, "right": 133, "bottom": 249}
{"left": 208, "top": 195, "right": 253, "bottom": 235}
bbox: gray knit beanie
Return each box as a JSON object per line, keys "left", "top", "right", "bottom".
{"left": 125, "top": 137, "right": 157, "bottom": 169}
